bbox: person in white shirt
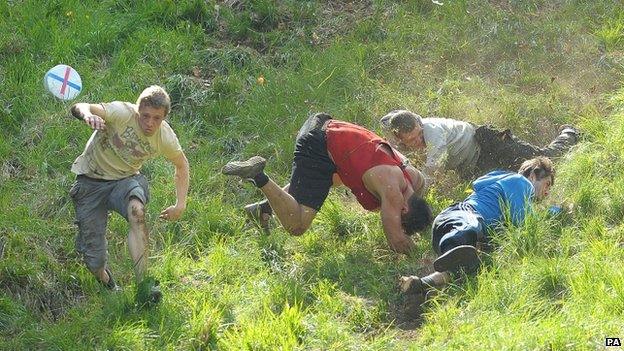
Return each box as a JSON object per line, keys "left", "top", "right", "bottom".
{"left": 379, "top": 110, "right": 578, "bottom": 182}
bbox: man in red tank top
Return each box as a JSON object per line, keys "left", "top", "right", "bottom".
{"left": 222, "top": 113, "right": 432, "bottom": 254}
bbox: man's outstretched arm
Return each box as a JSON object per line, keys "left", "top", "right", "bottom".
{"left": 70, "top": 103, "right": 107, "bottom": 130}
{"left": 160, "top": 151, "right": 190, "bottom": 221}
{"left": 380, "top": 194, "right": 415, "bottom": 254}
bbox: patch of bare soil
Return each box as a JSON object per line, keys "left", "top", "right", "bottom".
{"left": 389, "top": 290, "right": 426, "bottom": 331}
{"left": 313, "top": 0, "right": 375, "bottom": 46}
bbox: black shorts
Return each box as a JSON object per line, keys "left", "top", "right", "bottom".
{"left": 288, "top": 113, "right": 336, "bottom": 211}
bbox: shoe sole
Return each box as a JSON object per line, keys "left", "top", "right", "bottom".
{"left": 222, "top": 156, "right": 266, "bottom": 178}
{"left": 433, "top": 245, "right": 480, "bottom": 272}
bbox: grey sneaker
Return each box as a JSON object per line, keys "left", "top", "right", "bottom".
{"left": 433, "top": 245, "right": 480, "bottom": 273}
{"left": 244, "top": 201, "right": 272, "bottom": 232}
{"left": 222, "top": 156, "right": 266, "bottom": 179}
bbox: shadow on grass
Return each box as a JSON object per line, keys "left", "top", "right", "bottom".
{"left": 274, "top": 234, "right": 434, "bottom": 328}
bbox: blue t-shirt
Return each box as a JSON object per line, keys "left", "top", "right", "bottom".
{"left": 464, "top": 171, "right": 534, "bottom": 228}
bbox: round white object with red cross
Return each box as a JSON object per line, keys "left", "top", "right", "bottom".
{"left": 43, "top": 64, "right": 82, "bottom": 100}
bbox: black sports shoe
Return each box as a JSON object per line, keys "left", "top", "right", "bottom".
{"left": 102, "top": 268, "right": 121, "bottom": 291}
{"left": 136, "top": 277, "right": 162, "bottom": 307}
{"left": 244, "top": 201, "right": 272, "bottom": 232}
{"left": 433, "top": 245, "right": 480, "bottom": 273}
{"left": 222, "top": 156, "right": 266, "bottom": 179}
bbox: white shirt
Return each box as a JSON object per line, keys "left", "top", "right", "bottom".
{"left": 380, "top": 116, "right": 480, "bottom": 179}
{"left": 421, "top": 117, "right": 480, "bottom": 176}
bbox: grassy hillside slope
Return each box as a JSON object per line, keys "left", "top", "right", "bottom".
{"left": 1, "top": 0, "right": 623, "bottom": 349}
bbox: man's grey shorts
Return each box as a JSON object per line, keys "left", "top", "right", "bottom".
{"left": 69, "top": 174, "right": 149, "bottom": 271}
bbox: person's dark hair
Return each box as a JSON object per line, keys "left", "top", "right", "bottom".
{"left": 313, "top": 112, "right": 332, "bottom": 119}
{"left": 401, "top": 195, "right": 433, "bottom": 236}
{"left": 381, "top": 110, "right": 423, "bottom": 135}
{"left": 518, "top": 156, "right": 555, "bottom": 185}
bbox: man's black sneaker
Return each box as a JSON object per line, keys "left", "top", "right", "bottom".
{"left": 102, "top": 268, "right": 121, "bottom": 291}
{"left": 244, "top": 201, "right": 272, "bottom": 232}
{"left": 433, "top": 245, "right": 480, "bottom": 273}
{"left": 222, "top": 156, "right": 266, "bottom": 179}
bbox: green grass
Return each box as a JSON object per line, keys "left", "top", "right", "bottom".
{"left": 1, "top": 0, "right": 624, "bottom": 349}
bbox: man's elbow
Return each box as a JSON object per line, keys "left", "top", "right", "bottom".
{"left": 175, "top": 154, "right": 190, "bottom": 173}
{"left": 285, "top": 226, "right": 307, "bottom": 236}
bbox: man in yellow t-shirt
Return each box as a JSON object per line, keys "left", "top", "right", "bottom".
{"left": 69, "top": 86, "right": 189, "bottom": 305}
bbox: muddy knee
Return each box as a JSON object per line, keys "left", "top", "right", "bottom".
{"left": 128, "top": 198, "right": 146, "bottom": 225}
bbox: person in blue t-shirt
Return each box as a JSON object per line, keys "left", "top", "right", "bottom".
{"left": 399, "top": 156, "right": 555, "bottom": 295}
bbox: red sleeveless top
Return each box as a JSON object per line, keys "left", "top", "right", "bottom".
{"left": 325, "top": 120, "right": 413, "bottom": 211}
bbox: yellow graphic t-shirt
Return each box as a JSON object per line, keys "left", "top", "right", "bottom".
{"left": 71, "top": 101, "right": 183, "bottom": 180}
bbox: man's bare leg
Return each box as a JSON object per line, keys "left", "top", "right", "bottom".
{"left": 127, "top": 198, "right": 148, "bottom": 283}
{"left": 247, "top": 173, "right": 343, "bottom": 229}
{"left": 223, "top": 156, "right": 316, "bottom": 235}
{"left": 244, "top": 184, "right": 290, "bottom": 230}
{"left": 93, "top": 267, "right": 110, "bottom": 283}
{"left": 258, "top": 180, "right": 316, "bottom": 235}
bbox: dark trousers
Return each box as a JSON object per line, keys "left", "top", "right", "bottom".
{"left": 473, "top": 125, "right": 577, "bottom": 175}
{"left": 431, "top": 202, "right": 486, "bottom": 255}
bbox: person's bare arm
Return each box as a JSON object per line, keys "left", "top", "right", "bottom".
{"left": 159, "top": 151, "right": 190, "bottom": 221}
{"left": 364, "top": 166, "right": 415, "bottom": 254}
{"left": 404, "top": 165, "right": 427, "bottom": 197}
{"left": 331, "top": 173, "right": 343, "bottom": 187}
{"left": 70, "top": 103, "right": 107, "bottom": 130}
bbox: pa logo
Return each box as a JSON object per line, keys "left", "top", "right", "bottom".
{"left": 606, "top": 337, "right": 622, "bottom": 347}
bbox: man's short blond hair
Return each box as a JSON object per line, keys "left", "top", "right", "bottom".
{"left": 136, "top": 85, "right": 171, "bottom": 116}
